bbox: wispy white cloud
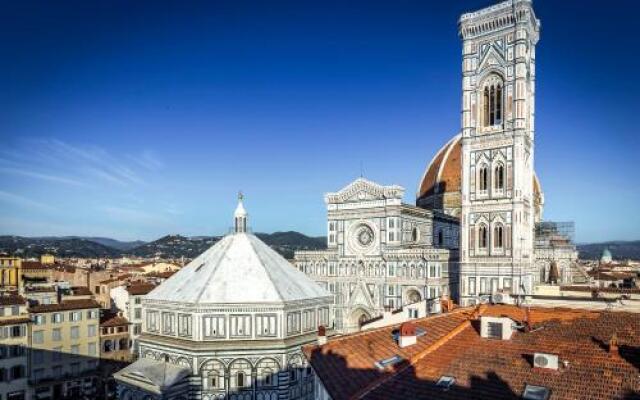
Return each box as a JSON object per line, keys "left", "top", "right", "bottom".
{"left": 0, "top": 190, "right": 55, "bottom": 212}
{"left": 131, "top": 150, "right": 164, "bottom": 171}
{"left": 0, "top": 167, "right": 86, "bottom": 187}
{"left": 2, "top": 138, "right": 161, "bottom": 189}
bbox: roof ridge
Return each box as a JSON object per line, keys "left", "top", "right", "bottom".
{"left": 321, "top": 307, "right": 473, "bottom": 347}
{"left": 245, "top": 234, "right": 289, "bottom": 301}
{"left": 193, "top": 235, "right": 235, "bottom": 303}
{"left": 351, "top": 313, "right": 474, "bottom": 400}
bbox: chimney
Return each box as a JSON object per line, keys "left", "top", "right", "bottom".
{"left": 609, "top": 334, "right": 619, "bottom": 357}
{"left": 398, "top": 322, "right": 417, "bottom": 348}
{"left": 317, "top": 325, "right": 327, "bottom": 346}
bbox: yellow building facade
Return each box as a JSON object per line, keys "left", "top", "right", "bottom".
{"left": 0, "top": 257, "right": 22, "bottom": 291}
{"left": 29, "top": 299, "right": 102, "bottom": 399}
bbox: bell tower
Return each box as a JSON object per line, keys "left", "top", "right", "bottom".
{"left": 458, "top": 0, "right": 540, "bottom": 305}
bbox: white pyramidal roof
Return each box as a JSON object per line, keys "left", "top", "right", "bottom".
{"left": 146, "top": 231, "right": 331, "bottom": 305}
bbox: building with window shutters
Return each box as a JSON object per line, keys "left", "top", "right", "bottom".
{"left": 0, "top": 295, "right": 29, "bottom": 400}
{"left": 29, "top": 299, "right": 102, "bottom": 399}
{"left": 114, "top": 195, "right": 333, "bottom": 400}
{"left": 110, "top": 282, "right": 158, "bottom": 357}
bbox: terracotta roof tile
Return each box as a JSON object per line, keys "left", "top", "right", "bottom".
{"left": 29, "top": 299, "right": 100, "bottom": 313}
{"left": 100, "top": 312, "right": 129, "bottom": 327}
{"left": 0, "top": 316, "right": 30, "bottom": 326}
{"left": 0, "top": 295, "right": 26, "bottom": 306}
{"left": 125, "top": 283, "right": 157, "bottom": 296}
{"left": 306, "top": 305, "right": 640, "bottom": 400}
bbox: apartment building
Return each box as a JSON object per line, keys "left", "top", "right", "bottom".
{"left": 99, "top": 312, "right": 130, "bottom": 362}
{"left": 110, "top": 282, "right": 156, "bottom": 356}
{"left": 0, "top": 295, "right": 29, "bottom": 400}
{"left": 29, "top": 299, "right": 101, "bottom": 399}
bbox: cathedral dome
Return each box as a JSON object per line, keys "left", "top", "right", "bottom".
{"left": 146, "top": 232, "right": 330, "bottom": 304}
{"left": 418, "top": 133, "right": 463, "bottom": 201}
{"left": 146, "top": 197, "right": 331, "bottom": 305}
{"left": 416, "top": 133, "right": 544, "bottom": 219}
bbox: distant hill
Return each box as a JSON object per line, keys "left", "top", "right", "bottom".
{"left": 126, "top": 232, "right": 327, "bottom": 259}
{"left": 256, "top": 231, "right": 327, "bottom": 259}
{"left": 0, "top": 236, "right": 121, "bottom": 258}
{"left": 0, "top": 232, "right": 327, "bottom": 260}
{"left": 2, "top": 234, "right": 638, "bottom": 262}
{"left": 126, "top": 235, "right": 220, "bottom": 259}
{"left": 79, "top": 237, "right": 146, "bottom": 251}
{"left": 577, "top": 240, "right": 640, "bottom": 261}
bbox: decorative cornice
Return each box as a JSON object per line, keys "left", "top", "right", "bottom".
{"left": 458, "top": 0, "right": 539, "bottom": 40}
{"left": 325, "top": 178, "right": 404, "bottom": 204}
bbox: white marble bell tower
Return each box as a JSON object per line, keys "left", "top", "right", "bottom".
{"left": 458, "top": 0, "right": 540, "bottom": 304}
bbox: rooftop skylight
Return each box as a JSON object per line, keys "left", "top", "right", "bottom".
{"left": 374, "top": 355, "right": 403, "bottom": 370}
{"left": 436, "top": 376, "right": 456, "bottom": 391}
{"left": 523, "top": 384, "right": 551, "bottom": 400}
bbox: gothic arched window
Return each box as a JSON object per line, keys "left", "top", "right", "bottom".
{"left": 482, "top": 76, "right": 503, "bottom": 127}
{"left": 494, "top": 163, "right": 505, "bottom": 190}
{"left": 494, "top": 225, "right": 504, "bottom": 249}
{"left": 479, "top": 165, "right": 489, "bottom": 191}
{"left": 478, "top": 225, "right": 488, "bottom": 249}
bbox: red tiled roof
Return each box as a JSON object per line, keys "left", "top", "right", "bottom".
{"left": 305, "top": 305, "right": 640, "bottom": 400}
{"left": 100, "top": 312, "right": 129, "bottom": 327}
{"left": 0, "top": 316, "right": 30, "bottom": 326}
{"left": 70, "top": 286, "right": 92, "bottom": 296}
{"left": 99, "top": 274, "right": 132, "bottom": 284}
{"left": 0, "top": 295, "right": 26, "bottom": 306}
{"left": 29, "top": 299, "right": 100, "bottom": 313}
{"left": 125, "top": 283, "right": 156, "bottom": 296}
{"left": 145, "top": 271, "right": 175, "bottom": 278}
{"left": 21, "top": 261, "right": 52, "bottom": 270}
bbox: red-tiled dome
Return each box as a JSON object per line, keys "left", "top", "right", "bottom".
{"left": 417, "top": 133, "right": 544, "bottom": 219}
{"left": 418, "top": 134, "right": 463, "bottom": 199}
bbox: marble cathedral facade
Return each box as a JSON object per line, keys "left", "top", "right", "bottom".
{"left": 295, "top": 179, "right": 459, "bottom": 333}
{"left": 298, "top": 0, "right": 578, "bottom": 327}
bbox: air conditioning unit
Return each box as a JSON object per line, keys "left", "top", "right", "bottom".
{"left": 533, "top": 353, "right": 559, "bottom": 370}
{"left": 492, "top": 292, "right": 514, "bottom": 305}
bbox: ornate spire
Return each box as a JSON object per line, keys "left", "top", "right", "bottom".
{"left": 234, "top": 192, "right": 248, "bottom": 233}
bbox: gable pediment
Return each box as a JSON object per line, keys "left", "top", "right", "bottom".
{"left": 478, "top": 44, "right": 506, "bottom": 71}
{"left": 325, "top": 178, "right": 404, "bottom": 204}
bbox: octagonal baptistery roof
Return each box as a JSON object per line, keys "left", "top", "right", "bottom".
{"left": 146, "top": 232, "right": 331, "bottom": 305}
{"left": 416, "top": 133, "right": 544, "bottom": 219}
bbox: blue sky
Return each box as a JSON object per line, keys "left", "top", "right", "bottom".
{"left": 0, "top": 0, "right": 638, "bottom": 242}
